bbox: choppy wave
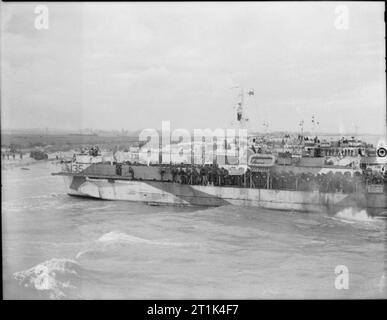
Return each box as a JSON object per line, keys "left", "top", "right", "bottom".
{"left": 98, "top": 231, "right": 155, "bottom": 243}
{"left": 2, "top": 193, "right": 72, "bottom": 212}
{"left": 333, "top": 207, "right": 375, "bottom": 223}
{"left": 76, "top": 231, "right": 199, "bottom": 259}
{"left": 98, "top": 230, "right": 200, "bottom": 247}
{"left": 83, "top": 204, "right": 117, "bottom": 211}
{"left": 2, "top": 175, "right": 55, "bottom": 183}
{"left": 13, "top": 258, "right": 82, "bottom": 299}
{"left": 3, "top": 192, "right": 65, "bottom": 202}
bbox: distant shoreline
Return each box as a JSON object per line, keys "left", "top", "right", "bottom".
{"left": 2, "top": 158, "right": 40, "bottom": 170}
{"left": 2, "top": 132, "right": 383, "bottom": 151}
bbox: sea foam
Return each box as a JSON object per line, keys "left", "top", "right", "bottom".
{"left": 334, "top": 207, "right": 374, "bottom": 223}
{"left": 13, "top": 258, "right": 82, "bottom": 299}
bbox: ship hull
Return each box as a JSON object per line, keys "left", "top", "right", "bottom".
{"left": 63, "top": 176, "right": 387, "bottom": 216}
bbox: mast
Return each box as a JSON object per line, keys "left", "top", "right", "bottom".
{"left": 236, "top": 87, "right": 245, "bottom": 128}
{"left": 236, "top": 86, "right": 253, "bottom": 130}
{"left": 385, "top": 92, "right": 387, "bottom": 140}
{"left": 299, "top": 120, "right": 304, "bottom": 136}
{"left": 240, "top": 86, "right": 244, "bottom": 120}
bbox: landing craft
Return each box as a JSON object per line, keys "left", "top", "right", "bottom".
{"left": 52, "top": 90, "right": 387, "bottom": 216}
{"left": 52, "top": 150, "right": 386, "bottom": 216}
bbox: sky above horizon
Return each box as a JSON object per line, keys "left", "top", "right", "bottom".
{"left": 1, "top": 2, "right": 386, "bottom": 134}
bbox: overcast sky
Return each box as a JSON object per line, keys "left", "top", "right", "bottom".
{"left": 1, "top": 2, "right": 385, "bottom": 134}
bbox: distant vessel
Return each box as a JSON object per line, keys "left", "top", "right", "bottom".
{"left": 53, "top": 90, "right": 387, "bottom": 216}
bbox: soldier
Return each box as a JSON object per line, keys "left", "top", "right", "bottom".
{"left": 200, "top": 166, "right": 206, "bottom": 185}
{"left": 199, "top": 166, "right": 205, "bottom": 185}
{"left": 192, "top": 166, "right": 199, "bottom": 185}
{"left": 189, "top": 166, "right": 195, "bottom": 184}
{"left": 211, "top": 165, "right": 218, "bottom": 186}
{"left": 171, "top": 166, "right": 178, "bottom": 183}
{"left": 207, "top": 165, "right": 213, "bottom": 185}
{"left": 202, "top": 165, "right": 209, "bottom": 185}
{"left": 220, "top": 167, "right": 228, "bottom": 186}
{"left": 186, "top": 167, "right": 192, "bottom": 184}
{"left": 128, "top": 166, "right": 135, "bottom": 180}
{"left": 247, "top": 168, "right": 253, "bottom": 187}
{"left": 216, "top": 166, "right": 223, "bottom": 186}
{"left": 179, "top": 167, "right": 186, "bottom": 184}
{"left": 223, "top": 167, "right": 230, "bottom": 186}
{"left": 159, "top": 166, "right": 165, "bottom": 181}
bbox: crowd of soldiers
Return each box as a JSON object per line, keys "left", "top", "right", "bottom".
{"left": 164, "top": 164, "right": 241, "bottom": 186}
{"left": 269, "top": 171, "right": 359, "bottom": 193}
{"left": 81, "top": 145, "right": 386, "bottom": 194}
{"left": 1, "top": 152, "right": 23, "bottom": 160}
{"left": 266, "top": 170, "right": 385, "bottom": 193}
{"left": 144, "top": 163, "right": 386, "bottom": 194}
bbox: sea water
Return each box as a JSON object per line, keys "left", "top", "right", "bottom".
{"left": 2, "top": 161, "right": 386, "bottom": 299}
